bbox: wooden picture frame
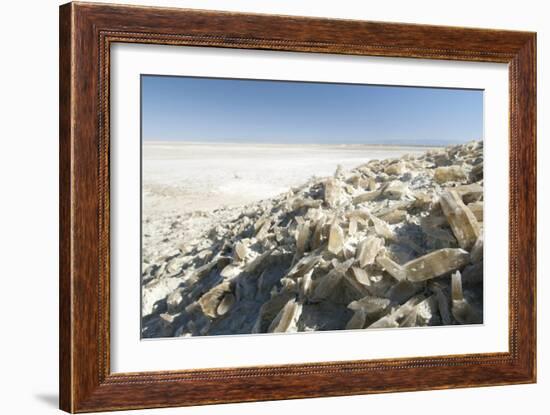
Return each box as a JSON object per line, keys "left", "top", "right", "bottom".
{"left": 59, "top": 2, "right": 536, "bottom": 412}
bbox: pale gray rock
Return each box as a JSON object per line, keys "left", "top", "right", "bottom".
{"left": 376, "top": 251, "right": 406, "bottom": 281}
{"left": 385, "top": 161, "right": 406, "bottom": 176}
{"left": 345, "top": 309, "right": 367, "bottom": 330}
{"left": 216, "top": 292, "right": 236, "bottom": 316}
{"left": 198, "top": 281, "right": 232, "bottom": 318}
{"left": 268, "top": 298, "right": 303, "bottom": 333}
{"left": 467, "top": 201, "right": 483, "bottom": 222}
{"left": 324, "top": 178, "right": 342, "bottom": 208}
{"left": 234, "top": 241, "right": 248, "bottom": 262}
{"left": 403, "top": 248, "right": 470, "bottom": 281}
{"left": 434, "top": 166, "right": 467, "bottom": 184}
{"left": 328, "top": 222, "right": 345, "bottom": 255}
{"left": 295, "top": 220, "right": 311, "bottom": 256}
{"left": 369, "top": 213, "right": 395, "bottom": 240}
{"left": 353, "top": 190, "right": 381, "bottom": 204}
{"left": 383, "top": 180, "right": 408, "bottom": 200}
{"left": 470, "top": 233, "right": 483, "bottom": 263}
{"left": 357, "top": 236, "right": 384, "bottom": 267}
{"left": 310, "top": 259, "right": 354, "bottom": 302}
{"left": 368, "top": 296, "right": 424, "bottom": 328}
{"left": 451, "top": 271, "right": 482, "bottom": 324}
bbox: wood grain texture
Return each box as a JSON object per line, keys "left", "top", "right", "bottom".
{"left": 59, "top": 2, "right": 537, "bottom": 413}
{"left": 59, "top": 3, "right": 73, "bottom": 411}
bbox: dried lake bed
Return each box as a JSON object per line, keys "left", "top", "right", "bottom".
{"left": 141, "top": 141, "right": 484, "bottom": 338}
{"left": 142, "top": 142, "right": 437, "bottom": 215}
{"left": 141, "top": 142, "right": 435, "bottom": 289}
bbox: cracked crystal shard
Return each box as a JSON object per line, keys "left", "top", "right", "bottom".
{"left": 324, "top": 178, "right": 342, "bottom": 208}
{"left": 357, "top": 236, "right": 384, "bottom": 267}
{"left": 451, "top": 270, "right": 482, "bottom": 324}
{"left": 198, "top": 281, "right": 232, "bottom": 318}
{"left": 404, "top": 248, "right": 470, "bottom": 281}
{"left": 216, "top": 292, "right": 236, "bottom": 316}
{"left": 295, "top": 220, "right": 311, "bottom": 256}
{"left": 383, "top": 180, "right": 408, "bottom": 200}
{"left": 434, "top": 165, "right": 467, "bottom": 184}
{"left": 369, "top": 213, "right": 394, "bottom": 240}
{"left": 268, "top": 298, "right": 303, "bottom": 333}
{"left": 234, "top": 241, "right": 248, "bottom": 262}
{"left": 467, "top": 201, "right": 484, "bottom": 222}
{"left": 328, "top": 222, "right": 345, "bottom": 254}
{"left": 375, "top": 252, "right": 406, "bottom": 281}
{"left": 439, "top": 190, "right": 481, "bottom": 249}
{"left": 369, "top": 296, "right": 424, "bottom": 328}
{"left": 310, "top": 259, "right": 354, "bottom": 302}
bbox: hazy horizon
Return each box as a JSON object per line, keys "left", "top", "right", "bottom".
{"left": 142, "top": 139, "right": 452, "bottom": 147}
{"left": 142, "top": 75, "right": 483, "bottom": 146}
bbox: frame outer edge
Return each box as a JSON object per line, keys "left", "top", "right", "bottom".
{"left": 532, "top": 33, "right": 537, "bottom": 383}
{"left": 519, "top": 33, "right": 537, "bottom": 382}
{"left": 59, "top": 2, "right": 75, "bottom": 413}
{"left": 508, "top": 33, "right": 537, "bottom": 383}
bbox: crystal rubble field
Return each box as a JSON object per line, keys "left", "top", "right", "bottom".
{"left": 141, "top": 141, "right": 484, "bottom": 338}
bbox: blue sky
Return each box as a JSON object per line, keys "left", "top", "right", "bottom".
{"left": 141, "top": 75, "right": 483, "bottom": 145}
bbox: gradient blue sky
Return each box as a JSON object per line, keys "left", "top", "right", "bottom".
{"left": 142, "top": 75, "right": 483, "bottom": 145}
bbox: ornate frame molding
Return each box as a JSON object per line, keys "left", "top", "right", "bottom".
{"left": 60, "top": 2, "right": 536, "bottom": 412}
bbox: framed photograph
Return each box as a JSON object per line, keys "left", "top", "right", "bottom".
{"left": 59, "top": 2, "right": 536, "bottom": 412}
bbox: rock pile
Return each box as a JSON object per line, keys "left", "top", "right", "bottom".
{"left": 142, "top": 140, "right": 484, "bottom": 338}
